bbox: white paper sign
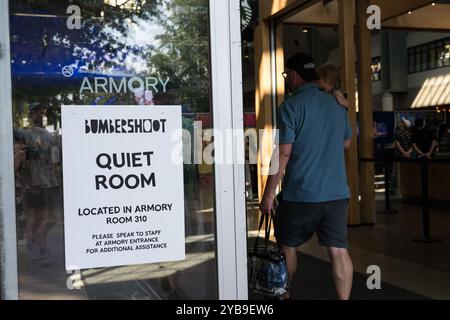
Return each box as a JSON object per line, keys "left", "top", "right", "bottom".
{"left": 62, "top": 105, "right": 185, "bottom": 270}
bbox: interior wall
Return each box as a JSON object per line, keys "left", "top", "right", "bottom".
{"left": 282, "top": 24, "right": 338, "bottom": 66}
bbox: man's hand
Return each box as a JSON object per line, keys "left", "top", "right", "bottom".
{"left": 334, "top": 90, "right": 350, "bottom": 108}
{"left": 259, "top": 195, "right": 274, "bottom": 216}
{"left": 402, "top": 150, "right": 411, "bottom": 158}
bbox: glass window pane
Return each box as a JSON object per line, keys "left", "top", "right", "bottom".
{"left": 437, "top": 42, "right": 444, "bottom": 67}
{"left": 444, "top": 40, "right": 450, "bottom": 67}
{"left": 408, "top": 49, "right": 415, "bottom": 73}
{"left": 415, "top": 47, "right": 421, "bottom": 72}
{"left": 429, "top": 47, "right": 436, "bottom": 69}
{"left": 421, "top": 48, "right": 428, "bottom": 71}
{"left": 10, "top": 0, "right": 218, "bottom": 300}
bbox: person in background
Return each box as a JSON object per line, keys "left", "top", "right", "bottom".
{"left": 438, "top": 122, "right": 450, "bottom": 153}
{"left": 22, "top": 102, "right": 59, "bottom": 267}
{"left": 14, "top": 129, "right": 28, "bottom": 240}
{"left": 394, "top": 118, "right": 414, "bottom": 158}
{"left": 412, "top": 118, "right": 439, "bottom": 159}
{"left": 316, "top": 63, "right": 350, "bottom": 109}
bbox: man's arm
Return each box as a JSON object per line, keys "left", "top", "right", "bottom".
{"left": 259, "top": 144, "right": 292, "bottom": 215}
{"left": 394, "top": 140, "right": 404, "bottom": 153}
{"left": 426, "top": 140, "right": 439, "bottom": 158}
{"left": 343, "top": 112, "right": 353, "bottom": 149}
{"left": 394, "top": 140, "right": 411, "bottom": 157}
{"left": 412, "top": 130, "right": 426, "bottom": 157}
{"left": 413, "top": 142, "right": 425, "bottom": 157}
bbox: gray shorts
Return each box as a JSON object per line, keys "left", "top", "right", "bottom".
{"left": 274, "top": 198, "right": 349, "bottom": 249}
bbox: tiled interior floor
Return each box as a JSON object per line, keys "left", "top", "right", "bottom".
{"left": 246, "top": 196, "right": 450, "bottom": 299}
{"left": 349, "top": 199, "right": 450, "bottom": 274}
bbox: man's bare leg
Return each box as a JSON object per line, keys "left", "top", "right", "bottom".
{"left": 282, "top": 245, "right": 298, "bottom": 299}
{"left": 327, "top": 247, "right": 353, "bottom": 300}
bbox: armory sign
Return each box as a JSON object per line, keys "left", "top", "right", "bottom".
{"left": 61, "top": 105, "right": 185, "bottom": 270}
{"left": 79, "top": 76, "right": 170, "bottom": 95}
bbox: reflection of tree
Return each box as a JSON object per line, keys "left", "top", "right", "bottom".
{"left": 12, "top": 0, "right": 212, "bottom": 117}
{"left": 69, "top": 0, "right": 212, "bottom": 112}
{"left": 64, "top": 2, "right": 163, "bottom": 76}
{"left": 150, "top": 0, "right": 211, "bottom": 113}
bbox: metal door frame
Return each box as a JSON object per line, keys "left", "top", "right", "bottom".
{"left": 209, "top": 0, "right": 248, "bottom": 300}
{"left": 0, "top": 0, "right": 19, "bottom": 300}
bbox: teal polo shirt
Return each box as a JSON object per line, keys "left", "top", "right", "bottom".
{"left": 277, "top": 83, "right": 353, "bottom": 203}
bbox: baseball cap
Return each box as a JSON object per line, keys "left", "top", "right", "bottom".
{"left": 285, "top": 52, "right": 320, "bottom": 81}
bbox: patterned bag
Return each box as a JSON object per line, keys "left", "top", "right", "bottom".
{"left": 248, "top": 210, "right": 288, "bottom": 298}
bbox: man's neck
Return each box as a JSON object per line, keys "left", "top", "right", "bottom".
{"left": 292, "top": 81, "right": 312, "bottom": 93}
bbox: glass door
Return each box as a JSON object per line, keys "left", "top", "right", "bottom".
{"left": 3, "top": 0, "right": 246, "bottom": 300}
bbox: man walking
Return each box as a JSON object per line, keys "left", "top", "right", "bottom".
{"left": 260, "top": 53, "right": 354, "bottom": 300}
